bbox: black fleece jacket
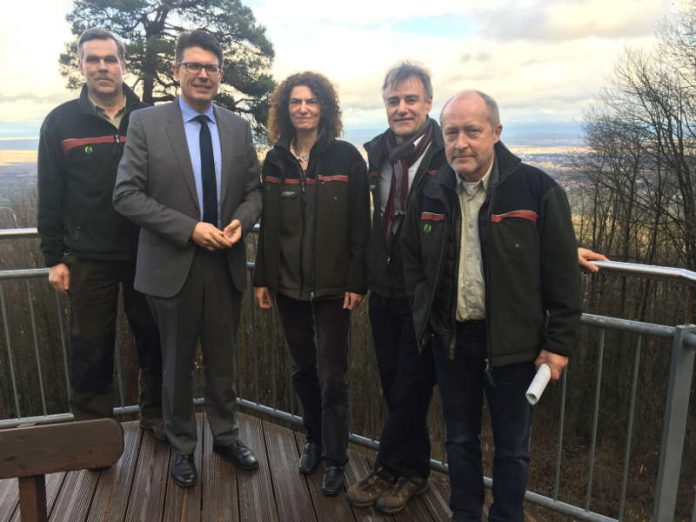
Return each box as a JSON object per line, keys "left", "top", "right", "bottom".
{"left": 401, "top": 141, "right": 582, "bottom": 365}
{"left": 37, "top": 84, "right": 148, "bottom": 267}
{"left": 253, "top": 132, "right": 370, "bottom": 300}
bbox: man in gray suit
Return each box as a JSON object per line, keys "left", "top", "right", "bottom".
{"left": 114, "top": 29, "right": 262, "bottom": 487}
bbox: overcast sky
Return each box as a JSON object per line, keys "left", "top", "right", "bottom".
{"left": 0, "top": 0, "right": 673, "bottom": 138}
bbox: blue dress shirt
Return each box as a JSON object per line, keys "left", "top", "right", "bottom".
{"left": 178, "top": 97, "right": 222, "bottom": 228}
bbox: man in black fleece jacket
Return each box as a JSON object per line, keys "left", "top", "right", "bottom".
{"left": 401, "top": 90, "right": 582, "bottom": 522}
{"left": 37, "top": 28, "right": 164, "bottom": 440}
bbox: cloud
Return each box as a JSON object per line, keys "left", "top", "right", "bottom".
{"left": 478, "top": 0, "right": 671, "bottom": 42}
{"left": 1, "top": 0, "right": 674, "bottom": 131}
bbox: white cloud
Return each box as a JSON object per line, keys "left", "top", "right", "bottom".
{"left": 0, "top": 0, "right": 673, "bottom": 133}
{"left": 249, "top": 0, "right": 670, "bottom": 127}
{"left": 0, "top": 0, "right": 75, "bottom": 123}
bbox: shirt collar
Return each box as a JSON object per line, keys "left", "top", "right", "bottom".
{"left": 459, "top": 158, "right": 493, "bottom": 195}
{"left": 87, "top": 94, "right": 126, "bottom": 118}
{"left": 179, "top": 96, "right": 216, "bottom": 125}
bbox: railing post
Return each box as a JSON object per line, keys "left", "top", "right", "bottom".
{"left": 653, "top": 324, "right": 696, "bottom": 521}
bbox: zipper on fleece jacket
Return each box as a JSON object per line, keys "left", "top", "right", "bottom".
{"left": 416, "top": 201, "right": 449, "bottom": 351}
{"left": 309, "top": 155, "right": 320, "bottom": 302}
{"left": 444, "top": 182, "right": 460, "bottom": 360}
{"left": 294, "top": 157, "right": 308, "bottom": 300}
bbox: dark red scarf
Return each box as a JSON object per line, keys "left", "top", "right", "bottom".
{"left": 382, "top": 119, "right": 434, "bottom": 242}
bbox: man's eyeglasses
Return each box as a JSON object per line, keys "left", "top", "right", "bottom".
{"left": 179, "top": 62, "right": 221, "bottom": 75}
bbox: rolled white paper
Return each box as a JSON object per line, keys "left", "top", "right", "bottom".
{"left": 526, "top": 363, "right": 551, "bottom": 405}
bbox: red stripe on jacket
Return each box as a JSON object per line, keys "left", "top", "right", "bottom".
{"left": 61, "top": 135, "right": 125, "bottom": 154}
{"left": 420, "top": 212, "right": 445, "bottom": 222}
{"left": 491, "top": 210, "right": 538, "bottom": 223}
{"left": 317, "top": 175, "right": 348, "bottom": 183}
{"left": 264, "top": 175, "right": 348, "bottom": 185}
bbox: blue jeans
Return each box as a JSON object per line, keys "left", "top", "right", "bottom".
{"left": 432, "top": 321, "right": 535, "bottom": 522}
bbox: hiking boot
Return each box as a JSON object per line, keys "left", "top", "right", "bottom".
{"left": 346, "top": 466, "right": 396, "bottom": 507}
{"left": 375, "top": 475, "right": 429, "bottom": 514}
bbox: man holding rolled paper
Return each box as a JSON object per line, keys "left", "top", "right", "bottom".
{"left": 400, "top": 90, "right": 581, "bottom": 522}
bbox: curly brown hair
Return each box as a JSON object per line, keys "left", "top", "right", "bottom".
{"left": 267, "top": 71, "right": 343, "bottom": 143}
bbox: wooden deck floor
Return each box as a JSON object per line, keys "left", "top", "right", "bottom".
{"left": 0, "top": 412, "right": 453, "bottom": 522}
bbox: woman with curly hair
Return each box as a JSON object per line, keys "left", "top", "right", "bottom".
{"left": 253, "top": 72, "right": 370, "bottom": 495}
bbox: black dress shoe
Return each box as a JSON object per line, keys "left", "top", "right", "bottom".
{"left": 213, "top": 440, "right": 259, "bottom": 471}
{"left": 298, "top": 442, "right": 320, "bottom": 475}
{"left": 321, "top": 465, "right": 344, "bottom": 496}
{"left": 172, "top": 453, "right": 197, "bottom": 487}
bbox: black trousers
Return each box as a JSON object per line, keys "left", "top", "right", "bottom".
{"left": 369, "top": 293, "right": 436, "bottom": 479}
{"left": 275, "top": 293, "right": 351, "bottom": 465}
{"left": 147, "top": 249, "right": 242, "bottom": 455}
{"left": 68, "top": 257, "right": 162, "bottom": 420}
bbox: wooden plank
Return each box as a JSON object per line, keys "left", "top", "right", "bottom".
{"left": 162, "top": 414, "right": 203, "bottom": 522}
{"left": 343, "top": 451, "right": 392, "bottom": 522}
{"left": 86, "top": 421, "right": 141, "bottom": 522}
{"left": 237, "top": 415, "right": 276, "bottom": 522}
{"left": 263, "top": 420, "right": 315, "bottom": 522}
{"left": 392, "top": 483, "right": 438, "bottom": 522}
{"left": 123, "top": 420, "right": 169, "bottom": 522}
{"left": 0, "top": 420, "right": 123, "bottom": 478}
{"left": 11, "top": 473, "right": 66, "bottom": 522}
{"left": 48, "top": 469, "right": 98, "bottom": 522}
{"left": 201, "top": 414, "right": 239, "bottom": 522}
{"left": 291, "top": 431, "right": 356, "bottom": 521}
{"left": 418, "top": 475, "right": 451, "bottom": 522}
{"left": 0, "top": 479, "right": 19, "bottom": 522}
{"left": 18, "top": 476, "right": 46, "bottom": 522}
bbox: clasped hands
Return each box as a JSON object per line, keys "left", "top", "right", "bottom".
{"left": 191, "top": 219, "right": 243, "bottom": 250}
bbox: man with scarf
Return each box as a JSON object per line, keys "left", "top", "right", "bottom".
{"left": 346, "top": 62, "right": 446, "bottom": 514}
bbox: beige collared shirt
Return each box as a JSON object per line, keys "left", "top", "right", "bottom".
{"left": 88, "top": 95, "right": 126, "bottom": 128}
{"left": 456, "top": 160, "right": 493, "bottom": 321}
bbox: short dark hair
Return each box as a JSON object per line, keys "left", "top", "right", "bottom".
{"left": 175, "top": 30, "right": 223, "bottom": 66}
{"left": 267, "top": 71, "right": 343, "bottom": 143}
{"left": 78, "top": 27, "right": 125, "bottom": 61}
{"left": 382, "top": 62, "right": 433, "bottom": 100}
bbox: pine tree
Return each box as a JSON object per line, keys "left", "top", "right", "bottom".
{"left": 60, "top": 0, "right": 275, "bottom": 137}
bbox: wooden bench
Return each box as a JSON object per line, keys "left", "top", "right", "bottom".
{"left": 0, "top": 419, "right": 123, "bottom": 522}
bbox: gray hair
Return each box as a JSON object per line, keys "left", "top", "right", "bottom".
{"left": 382, "top": 62, "right": 433, "bottom": 100}
{"left": 440, "top": 90, "right": 501, "bottom": 127}
{"left": 78, "top": 27, "right": 126, "bottom": 61}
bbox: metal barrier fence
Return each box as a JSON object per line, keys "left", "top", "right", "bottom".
{"left": 0, "top": 229, "right": 694, "bottom": 522}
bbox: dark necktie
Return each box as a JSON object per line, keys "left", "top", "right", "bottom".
{"left": 196, "top": 114, "right": 218, "bottom": 226}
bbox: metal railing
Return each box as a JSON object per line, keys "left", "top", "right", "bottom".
{"left": 0, "top": 229, "right": 694, "bottom": 522}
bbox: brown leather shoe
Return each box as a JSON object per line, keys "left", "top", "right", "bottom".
{"left": 140, "top": 416, "right": 168, "bottom": 442}
{"left": 375, "top": 475, "right": 429, "bottom": 514}
{"left": 346, "top": 466, "right": 395, "bottom": 507}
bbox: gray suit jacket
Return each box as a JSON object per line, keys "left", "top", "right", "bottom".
{"left": 113, "top": 101, "right": 261, "bottom": 298}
